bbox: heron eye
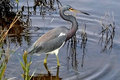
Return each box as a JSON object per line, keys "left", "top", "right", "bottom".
{"left": 69, "top": 8, "right": 73, "bottom": 10}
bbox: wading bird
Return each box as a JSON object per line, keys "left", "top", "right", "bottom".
{"left": 28, "top": 5, "right": 89, "bottom": 66}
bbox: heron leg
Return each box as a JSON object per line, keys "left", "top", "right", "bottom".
{"left": 44, "top": 54, "right": 48, "bottom": 64}
{"left": 44, "top": 54, "right": 51, "bottom": 75}
{"left": 56, "top": 55, "right": 60, "bottom": 66}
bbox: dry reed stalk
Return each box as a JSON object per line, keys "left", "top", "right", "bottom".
{"left": 0, "top": 14, "right": 21, "bottom": 43}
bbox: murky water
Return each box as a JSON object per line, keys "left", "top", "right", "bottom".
{"left": 3, "top": 0, "right": 120, "bottom": 80}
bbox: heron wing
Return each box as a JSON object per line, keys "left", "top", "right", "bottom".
{"left": 35, "top": 34, "right": 67, "bottom": 53}
{"left": 33, "top": 26, "right": 68, "bottom": 47}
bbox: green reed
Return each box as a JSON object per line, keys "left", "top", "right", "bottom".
{"left": 0, "top": 62, "right": 7, "bottom": 80}
{"left": 0, "top": 43, "right": 9, "bottom": 80}
{"left": 20, "top": 51, "right": 33, "bottom": 80}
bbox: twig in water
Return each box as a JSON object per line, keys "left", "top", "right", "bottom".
{"left": 99, "top": 12, "right": 115, "bottom": 53}
{"left": 80, "top": 24, "right": 87, "bottom": 67}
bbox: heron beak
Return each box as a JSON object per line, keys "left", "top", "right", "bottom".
{"left": 69, "top": 8, "right": 89, "bottom": 15}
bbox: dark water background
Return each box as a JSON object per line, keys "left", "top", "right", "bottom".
{"left": 4, "top": 0, "right": 120, "bottom": 80}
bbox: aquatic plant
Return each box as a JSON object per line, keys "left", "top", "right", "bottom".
{"left": 0, "top": 5, "right": 24, "bottom": 80}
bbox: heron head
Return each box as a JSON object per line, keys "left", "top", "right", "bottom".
{"left": 61, "top": 5, "right": 72, "bottom": 11}
{"left": 63, "top": 5, "right": 89, "bottom": 15}
{"left": 62, "top": 5, "right": 79, "bottom": 13}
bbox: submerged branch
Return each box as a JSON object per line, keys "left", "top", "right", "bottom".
{"left": 99, "top": 12, "right": 115, "bottom": 53}
{"left": 80, "top": 24, "right": 87, "bottom": 67}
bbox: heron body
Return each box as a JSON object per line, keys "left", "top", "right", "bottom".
{"left": 28, "top": 26, "right": 68, "bottom": 54}
{"left": 28, "top": 5, "right": 88, "bottom": 66}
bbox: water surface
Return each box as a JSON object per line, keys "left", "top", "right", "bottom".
{"left": 4, "top": 0, "right": 120, "bottom": 80}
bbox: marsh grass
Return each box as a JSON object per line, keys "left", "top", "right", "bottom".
{"left": 19, "top": 51, "right": 33, "bottom": 80}
{"left": 0, "top": 44, "right": 11, "bottom": 80}
{"left": 0, "top": 49, "right": 7, "bottom": 80}
{"left": 99, "top": 12, "right": 115, "bottom": 53}
{"left": 0, "top": 12, "right": 21, "bottom": 43}
{"left": 0, "top": 34, "right": 9, "bottom": 80}
{"left": 0, "top": 62, "right": 7, "bottom": 80}
{"left": 0, "top": 5, "right": 24, "bottom": 80}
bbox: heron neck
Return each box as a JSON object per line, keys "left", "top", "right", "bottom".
{"left": 60, "top": 9, "right": 78, "bottom": 40}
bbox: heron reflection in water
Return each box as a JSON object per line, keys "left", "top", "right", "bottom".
{"left": 28, "top": 5, "right": 89, "bottom": 67}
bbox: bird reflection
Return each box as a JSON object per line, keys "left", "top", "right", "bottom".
{"left": 44, "top": 62, "right": 51, "bottom": 76}
{"left": 31, "top": 64, "right": 61, "bottom": 80}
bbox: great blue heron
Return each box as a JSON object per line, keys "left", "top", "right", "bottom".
{"left": 28, "top": 5, "right": 89, "bottom": 66}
